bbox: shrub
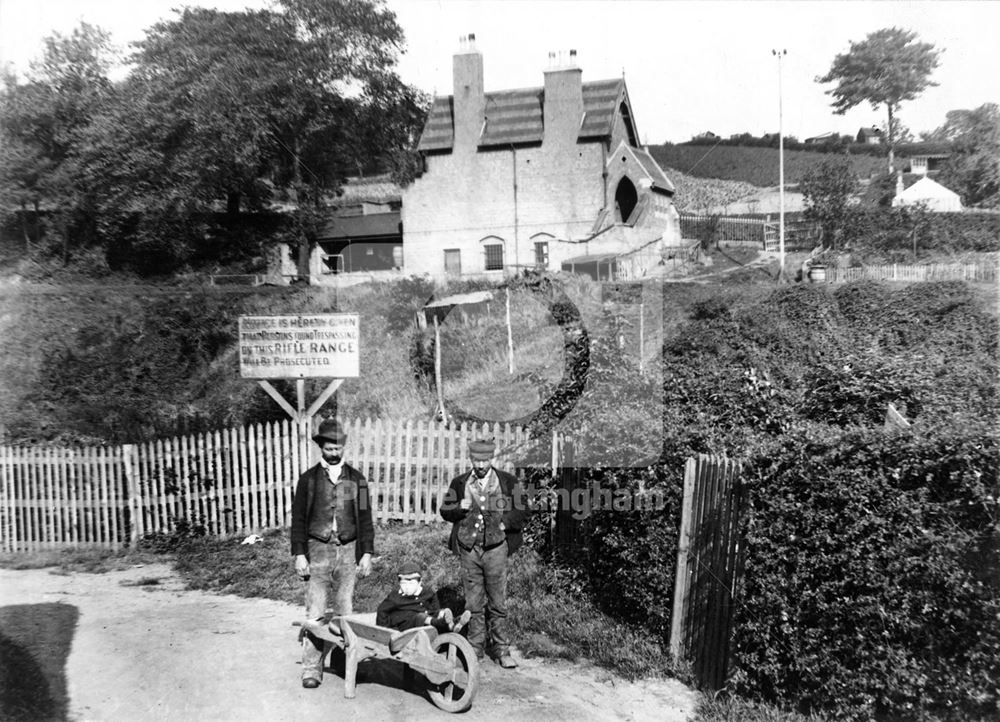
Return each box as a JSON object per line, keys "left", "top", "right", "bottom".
{"left": 579, "top": 464, "right": 685, "bottom": 640}
{"left": 800, "top": 159, "right": 860, "bottom": 248}
{"left": 732, "top": 425, "right": 1000, "bottom": 720}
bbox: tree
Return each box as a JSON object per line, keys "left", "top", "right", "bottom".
{"left": 74, "top": 0, "right": 425, "bottom": 279}
{"left": 881, "top": 116, "right": 914, "bottom": 144}
{"left": 0, "top": 23, "right": 117, "bottom": 259}
{"left": 817, "top": 28, "right": 940, "bottom": 173}
{"left": 799, "top": 159, "right": 859, "bottom": 249}
{"left": 930, "top": 103, "right": 1000, "bottom": 207}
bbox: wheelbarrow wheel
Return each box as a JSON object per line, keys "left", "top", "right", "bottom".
{"left": 427, "top": 632, "right": 479, "bottom": 712}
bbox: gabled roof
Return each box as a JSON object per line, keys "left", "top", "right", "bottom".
{"left": 628, "top": 145, "right": 676, "bottom": 194}
{"left": 418, "top": 78, "right": 629, "bottom": 152}
{"left": 897, "top": 176, "right": 960, "bottom": 200}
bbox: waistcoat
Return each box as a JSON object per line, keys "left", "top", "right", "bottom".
{"left": 308, "top": 475, "right": 357, "bottom": 543}
{"left": 456, "top": 472, "right": 506, "bottom": 550}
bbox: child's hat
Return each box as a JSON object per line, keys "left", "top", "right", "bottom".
{"left": 397, "top": 561, "right": 422, "bottom": 579}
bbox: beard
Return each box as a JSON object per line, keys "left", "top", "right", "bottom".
{"left": 473, "top": 466, "right": 490, "bottom": 479}
{"left": 324, "top": 453, "right": 342, "bottom": 465}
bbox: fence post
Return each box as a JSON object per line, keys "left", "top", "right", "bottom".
{"left": 1, "top": 444, "right": 11, "bottom": 553}
{"left": 122, "top": 444, "right": 143, "bottom": 547}
{"left": 670, "top": 457, "right": 697, "bottom": 661}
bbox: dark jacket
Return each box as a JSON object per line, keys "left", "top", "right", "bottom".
{"left": 375, "top": 587, "right": 441, "bottom": 631}
{"left": 440, "top": 468, "right": 529, "bottom": 555}
{"left": 290, "top": 462, "right": 375, "bottom": 562}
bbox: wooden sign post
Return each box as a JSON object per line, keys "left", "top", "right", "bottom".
{"left": 238, "top": 314, "right": 360, "bottom": 465}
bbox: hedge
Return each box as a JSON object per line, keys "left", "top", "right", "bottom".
{"left": 732, "top": 425, "right": 1000, "bottom": 720}
{"left": 843, "top": 209, "right": 1000, "bottom": 254}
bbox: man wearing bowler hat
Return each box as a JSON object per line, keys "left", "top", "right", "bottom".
{"left": 290, "top": 418, "right": 375, "bottom": 688}
{"left": 441, "top": 437, "right": 529, "bottom": 668}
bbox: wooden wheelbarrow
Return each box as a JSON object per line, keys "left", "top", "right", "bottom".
{"left": 298, "top": 613, "right": 480, "bottom": 713}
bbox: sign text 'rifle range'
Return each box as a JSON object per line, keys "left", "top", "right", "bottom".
{"left": 238, "top": 314, "right": 360, "bottom": 379}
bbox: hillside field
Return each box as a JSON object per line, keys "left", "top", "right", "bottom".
{"left": 648, "top": 143, "right": 887, "bottom": 187}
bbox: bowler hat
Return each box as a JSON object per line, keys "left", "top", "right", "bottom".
{"left": 397, "top": 561, "right": 422, "bottom": 579}
{"left": 468, "top": 438, "right": 496, "bottom": 460}
{"left": 312, "top": 418, "right": 347, "bottom": 445}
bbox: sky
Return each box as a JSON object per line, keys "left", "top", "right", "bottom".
{"left": 1, "top": 0, "right": 998, "bottom": 143}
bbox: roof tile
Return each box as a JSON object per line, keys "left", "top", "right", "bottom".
{"left": 418, "top": 79, "right": 625, "bottom": 151}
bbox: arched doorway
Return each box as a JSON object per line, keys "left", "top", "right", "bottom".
{"left": 615, "top": 177, "right": 638, "bottom": 223}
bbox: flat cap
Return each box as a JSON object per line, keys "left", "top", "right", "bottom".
{"left": 468, "top": 438, "right": 496, "bottom": 460}
{"left": 397, "top": 561, "right": 422, "bottom": 579}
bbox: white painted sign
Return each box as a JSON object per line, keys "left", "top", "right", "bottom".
{"left": 238, "top": 314, "right": 360, "bottom": 379}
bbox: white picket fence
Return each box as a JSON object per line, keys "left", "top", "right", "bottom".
{"left": 828, "top": 262, "right": 997, "bottom": 283}
{"left": 0, "top": 418, "right": 532, "bottom": 552}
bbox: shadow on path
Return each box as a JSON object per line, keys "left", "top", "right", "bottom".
{"left": 0, "top": 603, "right": 78, "bottom": 722}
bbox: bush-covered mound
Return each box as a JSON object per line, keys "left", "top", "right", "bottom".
{"left": 552, "top": 280, "right": 998, "bottom": 720}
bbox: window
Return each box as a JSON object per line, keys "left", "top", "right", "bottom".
{"left": 484, "top": 243, "right": 504, "bottom": 271}
{"left": 534, "top": 241, "right": 549, "bottom": 269}
{"left": 444, "top": 249, "right": 461, "bottom": 276}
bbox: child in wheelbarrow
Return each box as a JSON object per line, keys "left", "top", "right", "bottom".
{"left": 376, "top": 561, "right": 471, "bottom": 634}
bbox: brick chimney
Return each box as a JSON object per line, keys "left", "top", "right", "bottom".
{"left": 543, "top": 49, "right": 583, "bottom": 147}
{"left": 453, "top": 34, "right": 484, "bottom": 152}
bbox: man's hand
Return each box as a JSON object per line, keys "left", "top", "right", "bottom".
{"left": 294, "top": 554, "right": 310, "bottom": 579}
{"left": 459, "top": 498, "right": 472, "bottom": 511}
{"left": 356, "top": 553, "right": 372, "bottom": 578}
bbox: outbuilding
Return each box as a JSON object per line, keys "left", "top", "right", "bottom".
{"left": 892, "top": 174, "right": 963, "bottom": 212}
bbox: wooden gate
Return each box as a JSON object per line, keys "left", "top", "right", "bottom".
{"left": 669, "top": 454, "right": 745, "bottom": 690}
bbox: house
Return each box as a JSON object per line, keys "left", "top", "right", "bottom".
{"left": 401, "top": 36, "right": 681, "bottom": 281}
{"left": 908, "top": 153, "right": 950, "bottom": 176}
{"left": 857, "top": 126, "right": 883, "bottom": 144}
{"left": 692, "top": 131, "right": 720, "bottom": 141}
{"left": 892, "top": 172, "right": 962, "bottom": 212}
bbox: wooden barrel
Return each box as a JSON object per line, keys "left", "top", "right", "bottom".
{"left": 808, "top": 265, "right": 827, "bottom": 283}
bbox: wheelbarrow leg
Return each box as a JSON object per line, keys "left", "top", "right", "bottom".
{"left": 344, "top": 646, "right": 360, "bottom": 699}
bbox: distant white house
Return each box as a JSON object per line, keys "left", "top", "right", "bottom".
{"left": 892, "top": 173, "right": 962, "bottom": 212}
{"left": 857, "top": 126, "right": 883, "bottom": 144}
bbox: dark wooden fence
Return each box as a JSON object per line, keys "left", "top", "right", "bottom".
{"left": 549, "top": 451, "right": 747, "bottom": 690}
{"left": 669, "top": 454, "right": 745, "bottom": 690}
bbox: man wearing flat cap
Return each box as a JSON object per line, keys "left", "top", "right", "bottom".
{"left": 290, "top": 418, "right": 375, "bottom": 688}
{"left": 441, "top": 437, "right": 529, "bottom": 668}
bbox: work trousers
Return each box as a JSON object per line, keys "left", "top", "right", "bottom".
{"left": 301, "top": 539, "right": 356, "bottom": 681}
{"left": 459, "top": 542, "right": 509, "bottom": 658}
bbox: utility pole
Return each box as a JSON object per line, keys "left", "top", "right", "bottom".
{"left": 772, "top": 49, "right": 787, "bottom": 281}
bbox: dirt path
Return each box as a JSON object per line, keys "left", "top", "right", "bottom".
{"left": 1, "top": 565, "right": 699, "bottom": 722}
